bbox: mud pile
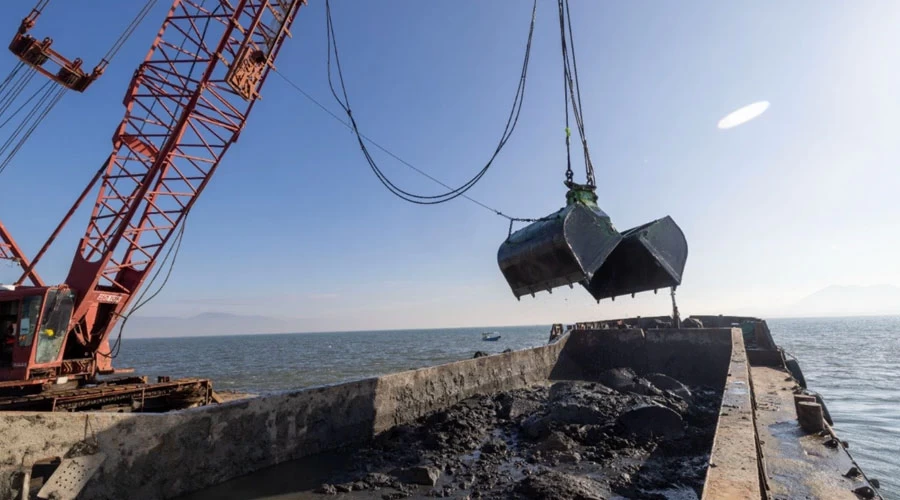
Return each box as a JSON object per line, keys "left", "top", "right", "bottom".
{"left": 314, "top": 369, "right": 722, "bottom": 499}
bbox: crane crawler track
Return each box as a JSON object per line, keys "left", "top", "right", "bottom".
{"left": 0, "top": 376, "right": 213, "bottom": 412}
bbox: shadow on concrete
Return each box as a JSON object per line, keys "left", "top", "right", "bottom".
{"left": 2, "top": 377, "right": 382, "bottom": 500}
{"left": 2, "top": 326, "right": 740, "bottom": 500}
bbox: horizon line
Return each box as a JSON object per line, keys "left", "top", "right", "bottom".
{"left": 123, "top": 312, "right": 900, "bottom": 340}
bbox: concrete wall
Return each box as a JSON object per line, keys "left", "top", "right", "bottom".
{"left": 0, "top": 336, "right": 568, "bottom": 500}
{"left": 0, "top": 327, "right": 753, "bottom": 500}
{"left": 552, "top": 327, "right": 734, "bottom": 387}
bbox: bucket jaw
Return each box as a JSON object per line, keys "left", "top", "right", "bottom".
{"left": 497, "top": 182, "right": 689, "bottom": 301}
{"left": 497, "top": 186, "right": 622, "bottom": 298}
{"left": 582, "top": 215, "right": 688, "bottom": 301}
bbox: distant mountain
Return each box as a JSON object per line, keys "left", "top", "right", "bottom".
{"left": 775, "top": 284, "right": 900, "bottom": 318}
{"left": 124, "top": 312, "right": 298, "bottom": 338}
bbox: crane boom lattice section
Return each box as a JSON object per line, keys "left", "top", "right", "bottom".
{"left": 67, "top": 0, "right": 302, "bottom": 306}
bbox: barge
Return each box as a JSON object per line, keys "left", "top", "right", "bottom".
{"left": 0, "top": 315, "right": 883, "bottom": 499}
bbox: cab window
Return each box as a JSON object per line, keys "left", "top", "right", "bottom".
{"left": 35, "top": 290, "right": 75, "bottom": 364}
{"left": 0, "top": 300, "right": 17, "bottom": 334}
{"left": 1, "top": 300, "right": 18, "bottom": 366}
{"left": 18, "top": 296, "right": 42, "bottom": 347}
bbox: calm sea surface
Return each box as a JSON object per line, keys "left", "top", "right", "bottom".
{"left": 769, "top": 316, "right": 899, "bottom": 498}
{"left": 115, "top": 317, "right": 899, "bottom": 497}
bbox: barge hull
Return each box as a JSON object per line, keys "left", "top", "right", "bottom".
{"left": 0, "top": 315, "right": 882, "bottom": 500}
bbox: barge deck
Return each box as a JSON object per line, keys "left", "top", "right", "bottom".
{"left": 0, "top": 315, "right": 883, "bottom": 500}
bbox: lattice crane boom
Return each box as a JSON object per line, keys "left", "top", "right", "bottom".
{"left": 0, "top": 0, "right": 306, "bottom": 384}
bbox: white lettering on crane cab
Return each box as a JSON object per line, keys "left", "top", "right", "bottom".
{"left": 96, "top": 294, "right": 122, "bottom": 304}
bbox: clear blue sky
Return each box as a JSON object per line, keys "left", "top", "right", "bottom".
{"left": 1, "top": 1, "right": 897, "bottom": 331}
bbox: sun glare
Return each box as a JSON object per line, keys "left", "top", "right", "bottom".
{"left": 717, "top": 101, "right": 770, "bottom": 129}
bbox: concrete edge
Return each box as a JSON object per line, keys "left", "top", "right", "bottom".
{"left": 701, "top": 327, "right": 762, "bottom": 499}
{"left": 0, "top": 335, "right": 570, "bottom": 500}
{"left": 369, "top": 334, "right": 569, "bottom": 434}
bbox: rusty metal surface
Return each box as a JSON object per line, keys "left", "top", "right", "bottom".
{"left": 7, "top": 5, "right": 108, "bottom": 93}
{"left": 752, "top": 365, "right": 882, "bottom": 499}
{"left": 0, "top": 378, "right": 45, "bottom": 389}
{"left": 0, "top": 219, "right": 43, "bottom": 287}
{"left": 0, "top": 377, "right": 212, "bottom": 412}
{"left": 36, "top": 453, "right": 107, "bottom": 500}
{"left": 0, "top": 1, "right": 308, "bottom": 392}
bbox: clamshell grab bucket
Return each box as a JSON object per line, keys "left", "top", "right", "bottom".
{"left": 497, "top": 188, "right": 622, "bottom": 298}
{"left": 582, "top": 215, "right": 688, "bottom": 301}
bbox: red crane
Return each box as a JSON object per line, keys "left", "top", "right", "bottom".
{"left": 8, "top": 0, "right": 109, "bottom": 93}
{"left": 0, "top": 0, "right": 306, "bottom": 406}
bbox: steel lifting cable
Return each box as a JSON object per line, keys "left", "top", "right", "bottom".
{"left": 324, "top": 0, "right": 537, "bottom": 205}
{"left": 0, "top": 72, "right": 58, "bottom": 175}
{"left": 102, "top": 0, "right": 159, "bottom": 65}
{"left": 100, "top": 217, "right": 187, "bottom": 359}
{"left": 278, "top": 68, "right": 558, "bottom": 240}
{"left": 276, "top": 69, "right": 548, "bottom": 224}
{"left": 0, "top": 87, "right": 67, "bottom": 175}
{"left": 22, "top": 0, "right": 155, "bottom": 66}
{"left": 0, "top": 0, "right": 157, "bottom": 176}
{"left": 0, "top": 79, "right": 52, "bottom": 130}
{"left": 275, "top": 2, "right": 569, "bottom": 229}
{"left": 558, "top": 0, "right": 595, "bottom": 188}
{"left": 0, "top": 66, "right": 38, "bottom": 119}
{"left": 0, "top": 63, "right": 28, "bottom": 103}
{"left": 0, "top": 83, "right": 66, "bottom": 175}
{"left": 32, "top": 0, "right": 50, "bottom": 13}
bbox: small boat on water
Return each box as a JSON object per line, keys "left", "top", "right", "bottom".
{"left": 482, "top": 332, "right": 501, "bottom": 341}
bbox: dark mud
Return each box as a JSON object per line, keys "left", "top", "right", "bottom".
{"left": 312, "top": 370, "right": 722, "bottom": 500}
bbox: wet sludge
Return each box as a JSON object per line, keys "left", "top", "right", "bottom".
{"left": 313, "top": 369, "right": 722, "bottom": 499}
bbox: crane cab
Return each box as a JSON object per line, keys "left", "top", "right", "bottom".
{"left": 0, "top": 285, "right": 75, "bottom": 385}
